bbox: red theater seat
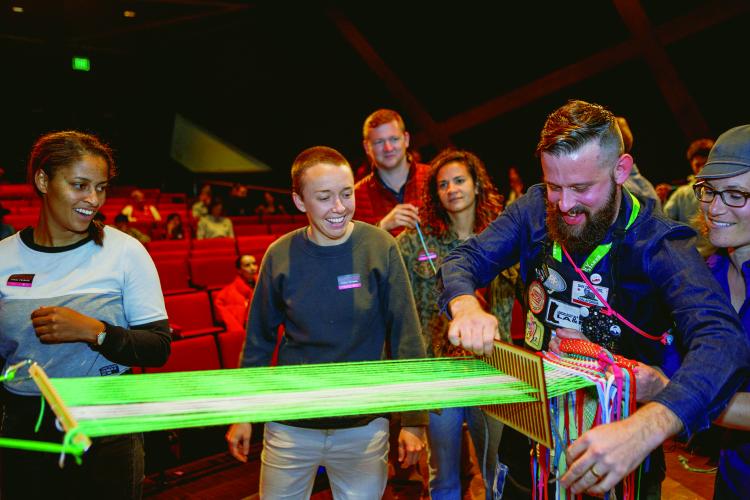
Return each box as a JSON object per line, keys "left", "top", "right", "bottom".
{"left": 144, "top": 335, "right": 221, "bottom": 373}
{"left": 191, "top": 237, "right": 236, "bottom": 251}
{"left": 189, "top": 255, "right": 237, "bottom": 289}
{"left": 164, "top": 290, "right": 223, "bottom": 338}
{"left": 234, "top": 224, "right": 270, "bottom": 236}
{"left": 217, "top": 329, "right": 246, "bottom": 369}
{"left": 236, "top": 234, "right": 277, "bottom": 258}
{"left": 147, "top": 239, "right": 190, "bottom": 253}
{"left": 269, "top": 222, "right": 306, "bottom": 236}
{"left": 153, "top": 258, "right": 193, "bottom": 295}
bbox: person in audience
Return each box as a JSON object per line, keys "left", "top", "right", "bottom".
{"left": 164, "top": 212, "right": 185, "bottom": 240}
{"left": 437, "top": 100, "right": 750, "bottom": 496}
{"left": 0, "top": 203, "right": 14, "bottom": 240}
{"left": 396, "top": 148, "right": 517, "bottom": 499}
{"left": 254, "top": 190, "right": 286, "bottom": 216}
{"left": 191, "top": 183, "right": 212, "bottom": 220}
{"left": 196, "top": 197, "right": 234, "bottom": 239}
{"left": 215, "top": 254, "right": 257, "bottom": 331}
{"left": 0, "top": 130, "right": 170, "bottom": 498}
{"left": 226, "top": 183, "right": 250, "bottom": 216}
{"left": 113, "top": 213, "right": 151, "bottom": 244}
{"left": 121, "top": 188, "right": 161, "bottom": 222}
{"left": 662, "top": 137, "right": 716, "bottom": 256}
{"left": 225, "top": 146, "right": 427, "bottom": 498}
{"left": 355, "top": 108, "right": 429, "bottom": 235}
{"left": 505, "top": 165, "right": 525, "bottom": 206}
{"left": 616, "top": 116, "right": 662, "bottom": 210}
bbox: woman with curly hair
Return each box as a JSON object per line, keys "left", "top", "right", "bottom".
{"left": 396, "top": 148, "right": 518, "bottom": 499}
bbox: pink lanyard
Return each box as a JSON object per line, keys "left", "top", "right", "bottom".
{"left": 561, "top": 244, "right": 673, "bottom": 346}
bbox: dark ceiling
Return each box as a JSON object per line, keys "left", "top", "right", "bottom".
{"left": 1, "top": 0, "right": 749, "bottom": 196}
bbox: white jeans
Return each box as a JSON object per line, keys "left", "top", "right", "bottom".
{"left": 260, "top": 418, "right": 389, "bottom": 499}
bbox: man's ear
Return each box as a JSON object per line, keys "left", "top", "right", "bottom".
{"left": 34, "top": 169, "right": 49, "bottom": 194}
{"left": 292, "top": 192, "right": 306, "bottom": 213}
{"left": 614, "top": 154, "right": 634, "bottom": 185}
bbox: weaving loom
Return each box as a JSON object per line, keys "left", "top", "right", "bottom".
{"left": 1, "top": 341, "right": 611, "bottom": 467}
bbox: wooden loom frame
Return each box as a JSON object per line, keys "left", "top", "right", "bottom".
{"left": 480, "top": 341, "right": 552, "bottom": 449}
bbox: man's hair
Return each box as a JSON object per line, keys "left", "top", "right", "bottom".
{"left": 536, "top": 100, "right": 623, "bottom": 164}
{"left": 686, "top": 138, "right": 714, "bottom": 161}
{"left": 291, "top": 146, "right": 350, "bottom": 196}
{"left": 114, "top": 213, "right": 128, "bottom": 224}
{"left": 362, "top": 109, "right": 406, "bottom": 140}
{"left": 422, "top": 148, "right": 504, "bottom": 236}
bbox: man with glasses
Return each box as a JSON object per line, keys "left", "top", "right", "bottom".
{"left": 438, "top": 100, "right": 750, "bottom": 497}
{"left": 355, "top": 109, "right": 429, "bottom": 235}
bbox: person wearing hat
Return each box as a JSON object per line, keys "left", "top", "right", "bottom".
{"left": 0, "top": 203, "right": 14, "bottom": 241}
{"left": 692, "top": 124, "right": 750, "bottom": 499}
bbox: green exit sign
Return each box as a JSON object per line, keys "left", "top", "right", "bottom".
{"left": 72, "top": 57, "right": 90, "bottom": 72}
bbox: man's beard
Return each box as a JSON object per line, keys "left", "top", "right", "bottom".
{"left": 546, "top": 180, "right": 619, "bottom": 254}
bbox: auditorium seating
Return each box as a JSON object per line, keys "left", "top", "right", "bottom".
{"left": 164, "top": 290, "right": 224, "bottom": 338}
{"left": 189, "top": 255, "right": 237, "bottom": 289}
{"left": 143, "top": 334, "right": 221, "bottom": 373}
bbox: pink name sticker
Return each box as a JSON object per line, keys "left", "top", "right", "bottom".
{"left": 7, "top": 274, "right": 34, "bottom": 287}
{"left": 418, "top": 250, "right": 438, "bottom": 262}
{"left": 337, "top": 274, "right": 361, "bottom": 290}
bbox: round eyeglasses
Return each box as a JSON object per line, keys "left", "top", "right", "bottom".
{"left": 693, "top": 182, "right": 750, "bottom": 208}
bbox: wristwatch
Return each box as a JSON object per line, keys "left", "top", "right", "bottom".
{"left": 96, "top": 330, "right": 107, "bottom": 346}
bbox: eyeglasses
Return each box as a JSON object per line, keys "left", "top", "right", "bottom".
{"left": 693, "top": 182, "right": 750, "bottom": 208}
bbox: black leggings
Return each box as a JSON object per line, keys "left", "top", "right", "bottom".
{"left": 0, "top": 388, "right": 144, "bottom": 500}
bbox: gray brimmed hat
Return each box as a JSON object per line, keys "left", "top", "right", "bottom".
{"left": 696, "top": 124, "right": 750, "bottom": 180}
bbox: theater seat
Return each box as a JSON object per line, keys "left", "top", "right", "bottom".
{"left": 217, "top": 329, "right": 246, "bottom": 369}
{"left": 143, "top": 335, "right": 221, "bottom": 373}
{"left": 164, "top": 290, "right": 223, "bottom": 338}
{"left": 189, "top": 255, "right": 237, "bottom": 289}
{"left": 153, "top": 258, "right": 193, "bottom": 295}
{"left": 191, "top": 237, "right": 236, "bottom": 252}
{"left": 236, "top": 234, "right": 277, "bottom": 258}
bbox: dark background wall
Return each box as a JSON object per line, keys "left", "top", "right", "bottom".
{"left": 1, "top": 0, "right": 748, "bottom": 198}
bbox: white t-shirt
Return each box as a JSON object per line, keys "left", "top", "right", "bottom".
{"left": 0, "top": 226, "right": 167, "bottom": 395}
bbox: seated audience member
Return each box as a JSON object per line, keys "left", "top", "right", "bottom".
{"left": 0, "top": 203, "right": 14, "bottom": 240}
{"left": 505, "top": 165, "right": 525, "bottom": 206}
{"left": 191, "top": 184, "right": 212, "bottom": 220}
{"left": 121, "top": 189, "right": 161, "bottom": 222}
{"left": 113, "top": 213, "right": 151, "bottom": 244}
{"left": 196, "top": 197, "right": 234, "bottom": 239}
{"left": 254, "top": 191, "right": 287, "bottom": 216}
{"left": 226, "top": 146, "right": 426, "bottom": 498}
{"left": 165, "top": 212, "right": 185, "bottom": 240}
{"left": 215, "top": 255, "right": 257, "bottom": 331}
{"left": 226, "top": 183, "right": 250, "bottom": 216}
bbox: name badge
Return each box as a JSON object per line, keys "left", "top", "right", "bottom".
{"left": 337, "top": 274, "right": 361, "bottom": 290}
{"left": 7, "top": 274, "right": 34, "bottom": 287}
{"left": 417, "top": 250, "right": 438, "bottom": 262}
{"left": 571, "top": 281, "right": 609, "bottom": 307}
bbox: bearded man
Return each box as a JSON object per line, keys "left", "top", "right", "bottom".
{"left": 437, "top": 100, "right": 750, "bottom": 497}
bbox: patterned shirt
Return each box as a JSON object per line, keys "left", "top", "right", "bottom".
{"left": 397, "top": 228, "right": 518, "bottom": 357}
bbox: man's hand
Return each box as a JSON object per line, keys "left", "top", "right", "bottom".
{"left": 561, "top": 403, "right": 682, "bottom": 495}
{"left": 30, "top": 306, "right": 105, "bottom": 344}
{"left": 398, "top": 426, "right": 426, "bottom": 468}
{"left": 378, "top": 203, "right": 419, "bottom": 232}
{"left": 226, "top": 423, "right": 252, "bottom": 463}
{"left": 447, "top": 295, "right": 499, "bottom": 356}
{"left": 548, "top": 327, "right": 589, "bottom": 354}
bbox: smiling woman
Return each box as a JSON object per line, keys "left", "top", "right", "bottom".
{"left": 0, "top": 131, "right": 171, "bottom": 498}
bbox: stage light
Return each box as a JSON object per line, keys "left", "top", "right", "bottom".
{"left": 11, "top": 6, "right": 23, "bottom": 13}
{"left": 72, "top": 57, "right": 90, "bottom": 72}
{"left": 123, "top": 10, "right": 136, "bottom": 18}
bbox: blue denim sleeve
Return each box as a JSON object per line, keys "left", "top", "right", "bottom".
{"left": 647, "top": 233, "right": 750, "bottom": 437}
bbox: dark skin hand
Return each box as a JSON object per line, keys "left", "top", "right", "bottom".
{"left": 31, "top": 306, "right": 103, "bottom": 344}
